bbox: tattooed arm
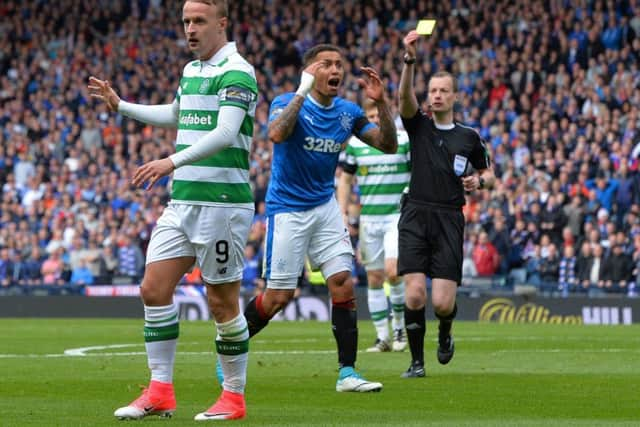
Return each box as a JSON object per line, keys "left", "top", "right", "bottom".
{"left": 357, "top": 67, "right": 397, "bottom": 154}
{"left": 267, "top": 96, "right": 306, "bottom": 143}
{"left": 359, "top": 99, "right": 398, "bottom": 154}
{"left": 268, "top": 60, "right": 323, "bottom": 144}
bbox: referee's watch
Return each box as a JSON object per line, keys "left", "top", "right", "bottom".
{"left": 403, "top": 53, "right": 416, "bottom": 65}
{"left": 478, "top": 176, "right": 486, "bottom": 190}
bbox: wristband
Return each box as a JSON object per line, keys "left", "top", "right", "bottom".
{"left": 295, "top": 71, "right": 315, "bottom": 97}
{"left": 403, "top": 53, "right": 416, "bottom": 65}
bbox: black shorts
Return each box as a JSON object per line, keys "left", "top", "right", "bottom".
{"left": 397, "top": 198, "right": 464, "bottom": 284}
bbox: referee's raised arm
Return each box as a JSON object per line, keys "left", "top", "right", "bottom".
{"left": 399, "top": 30, "right": 420, "bottom": 119}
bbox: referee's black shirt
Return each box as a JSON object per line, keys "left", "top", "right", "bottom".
{"left": 402, "top": 109, "right": 491, "bottom": 208}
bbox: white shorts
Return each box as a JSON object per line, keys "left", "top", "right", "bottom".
{"left": 263, "top": 198, "right": 354, "bottom": 289}
{"left": 359, "top": 215, "right": 400, "bottom": 271}
{"left": 146, "top": 203, "right": 253, "bottom": 284}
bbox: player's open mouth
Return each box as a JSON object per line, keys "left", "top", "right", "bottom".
{"left": 328, "top": 78, "right": 340, "bottom": 88}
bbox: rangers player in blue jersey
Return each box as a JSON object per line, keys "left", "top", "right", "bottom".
{"left": 245, "top": 44, "right": 397, "bottom": 392}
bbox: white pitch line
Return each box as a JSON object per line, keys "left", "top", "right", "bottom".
{"left": 0, "top": 349, "right": 336, "bottom": 359}
{"left": 489, "top": 348, "right": 640, "bottom": 355}
{"left": 2, "top": 347, "right": 640, "bottom": 359}
{"left": 64, "top": 344, "right": 138, "bottom": 356}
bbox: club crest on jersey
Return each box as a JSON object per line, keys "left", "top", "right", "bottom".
{"left": 358, "top": 165, "right": 369, "bottom": 176}
{"left": 198, "top": 79, "right": 211, "bottom": 94}
{"left": 339, "top": 112, "right": 353, "bottom": 131}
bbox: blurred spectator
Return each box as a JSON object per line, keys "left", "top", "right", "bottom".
{"left": 241, "top": 245, "right": 264, "bottom": 296}
{"left": 14, "top": 151, "right": 35, "bottom": 191}
{"left": 22, "top": 247, "right": 44, "bottom": 284}
{"left": 77, "top": 239, "right": 104, "bottom": 279}
{"left": 538, "top": 244, "right": 560, "bottom": 294}
{"left": 526, "top": 245, "right": 542, "bottom": 287}
{"left": 586, "top": 173, "right": 619, "bottom": 213}
{"left": 540, "top": 195, "right": 566, "bottom": 246}
{"left": 96, "top": 245, "right": 119, "bottom": 284}
{"left": 590, "top": 244, "right": 606, "bottom": 296}
{"left": 558, "top": 245, "right": 577, "bottom": 297}
{"left": 70, "top": 258, "right": 94, "bottom": 285}
{"left": 563, "top": 196, "right": 585, "bottom": 238}
{"left": 488, "top": 216, "right": 510, "bottom": 274}
{"left": 462, "top": 231, "right": 478, "bottom": 281}
{"left": 0, "top": 248, "right": 10, "bottom": 286}
{"left": 630, "top": 234, "right": 640, "bottom": 297}
{"left": 575, "top": 241, "right": 593, "bottom": 294}
{"left": 560, "top": 226, "right": 576, "bottom": 251}
{"left": 472, "top": 231, "right": 500, "bottom": 277}
{"left": 40, "top": 248, "right": 65, "bottom": 285}
{"left": 601, "top": 243, "right": 633, "bottom": 293}
{"left": 116, "top": 235, "right": 144, "bottom": 282}
{"left": 508, "top": 218, "right": 528, "bottom": 269}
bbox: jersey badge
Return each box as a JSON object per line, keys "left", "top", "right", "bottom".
{"left": 198, "top": 78, "right": 211, "bottom": 94}
{"left": 339, "top": 112, "right": 353, "bottom": 131}
{"left": 454, "top": 154, "right": 469, "bottom": 177}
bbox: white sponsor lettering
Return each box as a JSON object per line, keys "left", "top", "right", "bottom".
{"left": 303, "top": 136, "right": 342, "bottom": 153}
{"left": 582, "top": 306, "right": 632, "bottom": 325}
{"left": 179, "top": 113, "right": 213, "bottom": 126}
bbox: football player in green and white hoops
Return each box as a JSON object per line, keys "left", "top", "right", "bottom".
{"left": 89, "top": 0, "right": 255, "bottom": 421}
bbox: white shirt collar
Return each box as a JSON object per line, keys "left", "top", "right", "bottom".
{"left": 306, "top": 93, "right": 335, "bottom": 109}
{"left": 203, "top": 42, "right": 237, "bottom": 65}
{"left": 434, "top": 122, "right": 455, "bottom": 130}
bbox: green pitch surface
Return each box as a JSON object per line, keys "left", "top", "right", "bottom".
{"left": 1, "top": 319, "right": 638, "bottom": 426}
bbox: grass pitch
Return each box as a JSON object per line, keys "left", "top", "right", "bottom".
{"left": 1, "top": 319, "right": 638, "bottom": 426}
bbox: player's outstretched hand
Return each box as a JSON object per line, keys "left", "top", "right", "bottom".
{"left": 403, "top": 30, "right": 419, "bottom": 57}
{"left": 87, "top": 76, "right": 121, "bottom": 112}
{"left": 358, "top": 67, "right": 385, "bottom": 102}
{"left": 132, "top": 158, "right": 175, "bottom": 190}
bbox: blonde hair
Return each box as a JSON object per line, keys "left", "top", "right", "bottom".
{"left": 183, "top": 0, "right": 228, "bottom": 17}
{"left": 429, "top": 71, "right": 458, "bottom": 92}
{"left": 362, "top": 98, "right": 377, "bottom": 111}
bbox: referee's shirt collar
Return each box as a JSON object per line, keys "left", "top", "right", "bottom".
{"left": 434, "top": 122, "right": 455, "bottom": 130}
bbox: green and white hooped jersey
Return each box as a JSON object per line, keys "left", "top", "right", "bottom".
{"left": 172, "top": 43, "right": 258, "bottom": 208}
{"left": 343, "top": 130, "right": 410, "bottom": 221}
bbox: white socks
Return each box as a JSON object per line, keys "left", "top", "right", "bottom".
{"left": 368, "top": 288, "right": 390, "bottom": 341}
{"left": 144, "top": 303, "right": 179, "bottom": 384}
{"left": 390, "top": 281, "right": 406, "bottom": 331}
{"left": 215, "top": 314, "right": 250, "bottom": 394}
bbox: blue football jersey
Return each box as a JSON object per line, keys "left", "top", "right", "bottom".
{"left": 266, "top": 93, "right": 375, "bottom": 215}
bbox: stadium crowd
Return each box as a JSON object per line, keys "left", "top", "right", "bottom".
{"left": 1, "top": 0, "right": 640, "bottom": 297}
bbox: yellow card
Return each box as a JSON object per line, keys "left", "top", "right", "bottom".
{"left": 416, "top": 19, "right": 436, "bottom": 35}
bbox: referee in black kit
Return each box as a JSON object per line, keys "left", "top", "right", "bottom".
{"left": 397, "top": 29, "right": 495, "bottom": 378}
